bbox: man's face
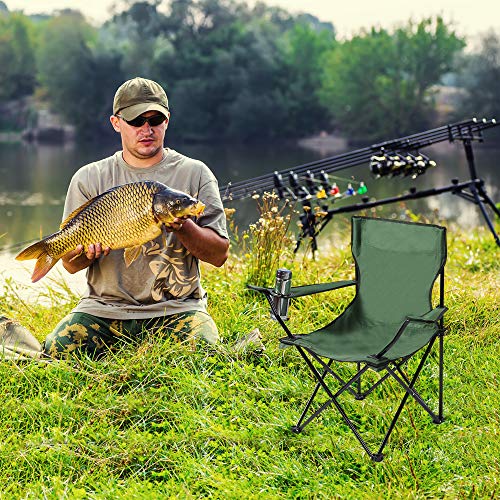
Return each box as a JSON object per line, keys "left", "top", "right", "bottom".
{"left": 110, "top": 110, "right": 170, "bottom": 162}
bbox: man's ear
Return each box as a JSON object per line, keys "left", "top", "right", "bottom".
{"left": 110, "top": 115, "right": 121, "bottom": 133}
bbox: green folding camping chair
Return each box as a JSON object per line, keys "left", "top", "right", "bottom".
{"left": 248, "top": 216, "right": 447, "bottom": 461}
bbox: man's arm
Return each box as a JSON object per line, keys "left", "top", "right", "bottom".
{"left": 168, "top": 218, "right": 229, "bottom": 267}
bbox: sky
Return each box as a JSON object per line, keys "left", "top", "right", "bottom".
{"left": 4, "top": 0, "right": 500, "bottom": 42}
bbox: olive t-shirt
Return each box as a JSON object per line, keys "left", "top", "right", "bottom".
{"left": 63, "top": 148, "right": 228, "bottom": 319}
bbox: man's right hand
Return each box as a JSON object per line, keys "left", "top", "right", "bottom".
{"left": 62, "top": 243, "right": 110, "bottom": 274}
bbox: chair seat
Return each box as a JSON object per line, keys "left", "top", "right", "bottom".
{"left": 280, "top": 319, "right": 439, "bottom": 363}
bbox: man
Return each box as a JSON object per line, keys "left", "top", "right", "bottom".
{"left": 43, "top": 77, "right": 229, "bottom": 358}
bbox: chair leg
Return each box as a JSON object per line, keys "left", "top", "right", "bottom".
{"left": 438, "top": 329, "right": 444, "bottom": 422}
{"left": 292, "top": 337, "right": 443, "bottom": 461}
{"left": 293, "top": 360, "right": 334, "bottom": 432}
{"left": 292, "top": 351, "right": 363, "bottom": 432}
{"left": 308, "top": 350, "right": 361, "bottom": 399}
{"left": 387, "top": 338, "right": 442, "bottom": 423}
{"left": 294, "top": 346, "right": 380, "bottom": 458}
{"left": 375, "top": 337, "right": 443, "bottom": 458}
{"left": 293, "top": 347, "right": 364, "bottom": 432}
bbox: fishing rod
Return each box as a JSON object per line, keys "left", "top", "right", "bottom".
{"left": 219, "top": 117, "right": 498, "bottom": 201}
{"left": 220, "top": 117, "right": 500, "bottom": 251}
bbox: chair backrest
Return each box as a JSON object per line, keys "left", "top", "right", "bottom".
{"left": 349, "top": 217, "right": 447, "bottom": 324}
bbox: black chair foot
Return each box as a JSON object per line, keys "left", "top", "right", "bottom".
{"left": 371, "top": 453, "right": 384, "bottom": 462}
{"left": 355, "top": 394, "right": 365, "bottom": 400}
{"left": 433, "top": 416, "right": 445, "bottom": 424}
{"left": 291, "top": 425, "right": 302, "bottom": 434}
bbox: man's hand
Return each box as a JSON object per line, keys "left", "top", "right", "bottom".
{"left": 164, "top": 216, "right": 189, "bottom": 233}
{"left": 62, "top": 243, "right": 111, "bottom": 274}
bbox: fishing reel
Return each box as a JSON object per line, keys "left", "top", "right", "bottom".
{"left": 370, "top": 149, "right": 436, "bottom": 179}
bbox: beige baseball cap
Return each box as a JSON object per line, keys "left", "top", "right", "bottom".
{"left": 113, "top": 77, "right": 169, "bottom": 121}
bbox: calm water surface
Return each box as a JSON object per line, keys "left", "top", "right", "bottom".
{"left": 0, "top": 134, "right": 499, "bottom": 297}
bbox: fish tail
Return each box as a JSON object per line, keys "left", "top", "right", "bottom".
{"left": 15, "top": 240, "right": 47, "bottom": 261}
{"left": 15, "top": 240, "right": 58, "bottom": 282}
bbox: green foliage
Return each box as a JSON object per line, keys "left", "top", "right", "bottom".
{"left": 36, "top": 11, "right": 124, "bottom": 138}
{"left": 3, "top": 3, "right": 497, "bottom": 143}
{"left": 278, "top": 21, "right": 334, "bottom": 136}
{"left": 25, "top": 0, "right": 335, "bottom": 142}
{"left": 0, "top": 222, "right": 498, "bottom": 497}
{"left": 144, "top": 0, "right": 308, "bottom": 141}
{"left": 320, "top": 17, "right": 465, "bottom": 141}
{"left": 0, "top": 13, "right": 36, "bottom": 101}
{"left": 454, "top": 31, "right": 500, "bottom": 119}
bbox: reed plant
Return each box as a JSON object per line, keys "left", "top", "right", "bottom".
{"left": 242, "top": 192, "right": 296, "bottom": 287}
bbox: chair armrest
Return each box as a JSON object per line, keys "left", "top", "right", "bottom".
{"left": 247, "top": 280, "right": 356, "bottom": 298}
{"left": 373, "top": 306, "right": 448, "bottom": 360}
{"left": 406, "top": 306, "right": 448, "bottom": 324}
{"left": 289, "top": 280, "right": 357, "bottom": 298}
{"left": 247, "top": 284, "right": 273, "bottom": 294}
{"left": 247, "top": 279, "right": 356, "bottom": 341}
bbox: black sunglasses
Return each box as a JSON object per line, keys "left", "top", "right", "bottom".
{"left": 116, "top": 113, "right": 166, "bottom": 127}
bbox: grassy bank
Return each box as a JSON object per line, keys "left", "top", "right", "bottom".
{"left": 0, "top": 215, "right": 498, "bottom": 499}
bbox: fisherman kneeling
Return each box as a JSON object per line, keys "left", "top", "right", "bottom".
{"left": 43, "top": 77, "right": 229, "bottom": 359}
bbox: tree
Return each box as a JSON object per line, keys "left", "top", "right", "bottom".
{"left": 105, "top": 1, "right": 164, "bottom": 77}
{"left": 454, "top": 31, "right": 500, "bottom": 119}
{"left": 148, "top": 0, "right": 296, "bottom": 141}
{"left": 149, "top": 0, "right": 336, "bottom": 141}
{"left": 0, "top": 13, "right": 36, "bottom": 101}
{"left": 278, "top": 20, "right": 335, "bottom": 136}
{"left": 320, "top": 17, "right": 465, "bottom": 142}
{"left": 37, "top": 11, "right": 124, "bottom": 138}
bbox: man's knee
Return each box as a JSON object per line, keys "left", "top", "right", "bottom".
{"left": 43, "top": 313, "right": 117, "bottom": 359}
{"left": 165, "top": 311, "right": 220, "bottom": 346}
{"left": 43, "top": 314, "right": 86, "bottom": 357}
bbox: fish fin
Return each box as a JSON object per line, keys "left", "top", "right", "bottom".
{"left": 123, "top": 245, "right": 143, "bottom": 267}
{"left": 31, "top": 253, "right": 58, "bottom": 283}
{"left": 60, "top": 198, "right": 95, "bottom": 229}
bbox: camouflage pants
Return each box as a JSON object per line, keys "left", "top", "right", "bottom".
{"left": 43, "top": 311, "right": 219, "bottom": 359}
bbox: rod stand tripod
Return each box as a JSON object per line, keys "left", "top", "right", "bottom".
{"left": 295, "top": 136, "right": 500, "bottom": 253}
{"left": 460, "top": 139, "right": 500, "bottom": 245}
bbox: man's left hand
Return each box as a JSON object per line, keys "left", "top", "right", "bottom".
{"left": 164, "top": 216, "right": 189, "bottom": 232}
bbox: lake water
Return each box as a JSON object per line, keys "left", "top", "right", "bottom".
{"left": 0, "top": 133, "right": 499, "bottom": 300}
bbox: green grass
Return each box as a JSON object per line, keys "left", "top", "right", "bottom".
{"left": 0, "top": 219, "right": 499, "bottom": 499}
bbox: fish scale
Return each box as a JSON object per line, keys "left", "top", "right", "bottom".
{"left": 46, "top": 182, "right": 159, "bottom": 256}
{"left": 15, "top": 181, "right": 205, "bottom": 282}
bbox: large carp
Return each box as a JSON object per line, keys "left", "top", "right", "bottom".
{"left": 16, "top": 181, "right": 205, "bottom": 282}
